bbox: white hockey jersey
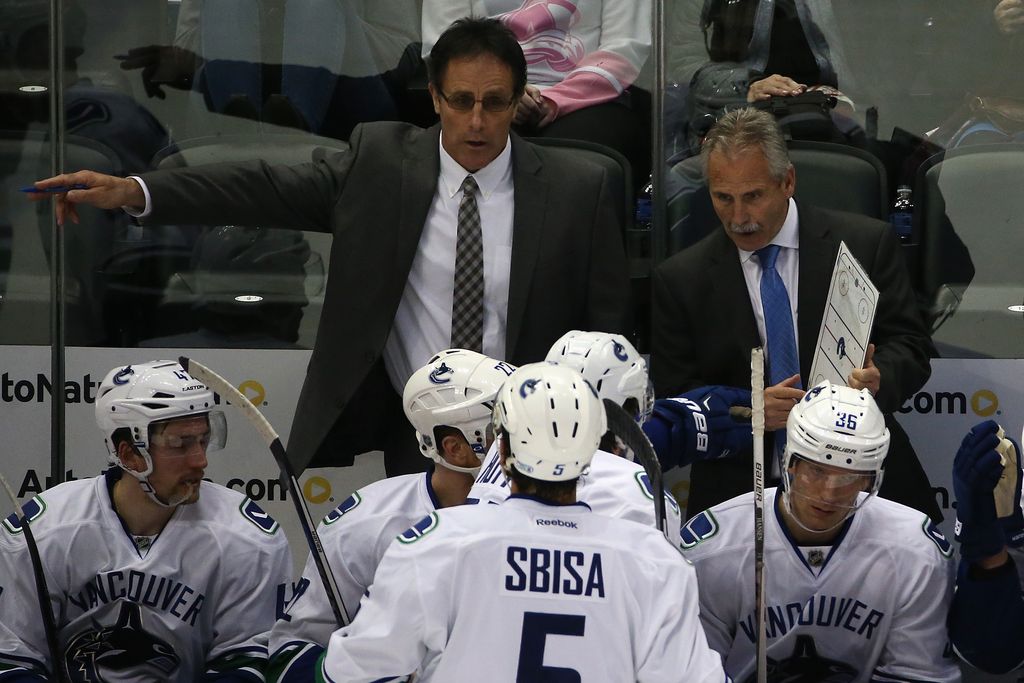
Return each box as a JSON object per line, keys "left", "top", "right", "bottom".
{"left": 321, "top": 496, "right": 728, "bottom": 683}
{"left": 269, "top": 473, "right": 440, "bottom": 680}
{"left": 0, "top": 469, "right": 290, "bottom": 682}
{"left": 470, "top": 443, "right": 684, "bottom": 547}
{"left": 681, "top": 488, "right": 961, "bottom": 683}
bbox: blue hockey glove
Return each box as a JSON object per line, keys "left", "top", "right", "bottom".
{"left": 954, "top": 420, "right": 1008, "bottom": 563}
{"left": 643, "top": 385, "right": 752, "bottom": 471}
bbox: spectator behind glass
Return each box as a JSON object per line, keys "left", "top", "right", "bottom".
{"left": 423, "top": 0, "right": 653, "bottom": 188}
{"left": 670, "top": 0, "right": 864, "bottom": 156}
{"left": 941, "top": 0, "right": 1024, "bottom": 147}
{"left": 140, "top": 226, "right": 316, "bottom": 349}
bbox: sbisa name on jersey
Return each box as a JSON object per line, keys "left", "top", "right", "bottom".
{"left": 67, "top": 570, "right": 206, "bottom": 627}
{"left": 504, "top": 546, "right": 605, "bottom": 598}
{"left": 739, "top": 594, "right": 885, "bottom": 644}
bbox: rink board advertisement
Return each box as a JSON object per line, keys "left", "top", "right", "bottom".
{"left": 0, "top": 346, "right": 383, "bottom": 569}
{"left": 0, "top": 348, "right": 1019, "bottom": 557}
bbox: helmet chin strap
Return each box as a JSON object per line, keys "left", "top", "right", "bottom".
{"left": 118, "top": 448, "right": 189, "bottom": 509}
{"left": 435, "top": 455, "right": 481, "bottom": 476}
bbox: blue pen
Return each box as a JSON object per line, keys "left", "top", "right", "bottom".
{"left": 20, "top": 184, "right": 89, "bottom": 193}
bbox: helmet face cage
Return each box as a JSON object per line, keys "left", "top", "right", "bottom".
{"left": 404, "top": 349, "right": 516, "bottom": 472}
{"left": 492, "top": 362, "right": 607, "bottom": 482}
{"left": 781, "top": 381, "right": 889, "bottom": 528}
{"left": 545, "top": 330, "right": 653, "bottom": 423}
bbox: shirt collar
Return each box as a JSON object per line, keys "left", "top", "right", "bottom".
{"left": 438, "top": 131, "right": 513, "bottom": 201}
{"left": 739, "top": 197, "right": 800, "bottom": 264}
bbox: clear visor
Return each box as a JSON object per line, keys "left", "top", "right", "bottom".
{"left": 149, "top": 411, "right": 227, "bottom": 453}
{"left": 788, "top": 455, "right": 875, "bottom": 510}
{"left": 638, "top": 381, "right": 655, "bottom": 424}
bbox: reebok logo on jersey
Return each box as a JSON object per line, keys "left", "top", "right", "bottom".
{"left": 536, "top": 518, "right": 578, "bottom": 529}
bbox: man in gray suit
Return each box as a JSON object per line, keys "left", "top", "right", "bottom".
{"left": 33, "top": 18, "right": 630, "bottom": 476}
{"left": 650, "top": 107, "right": 939, "bottom": 522}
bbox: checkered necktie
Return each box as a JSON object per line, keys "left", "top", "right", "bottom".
{"left": 451, "top": 175, "right": 484, "bottom": 351}
{"left": 757, "top": 244, "right": 801, "bottom": 467}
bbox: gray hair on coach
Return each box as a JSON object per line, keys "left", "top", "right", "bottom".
{"left": 700, "top": 108, "right": 792, "bottom": 181}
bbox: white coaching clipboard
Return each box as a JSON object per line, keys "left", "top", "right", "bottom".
{"left": 808, "top": 242, "right": 878, "bottom": 387}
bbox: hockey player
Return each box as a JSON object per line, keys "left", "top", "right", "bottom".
{"left": 948, "top": 419, "right": 1024, "bottom": 673}
{"left": 469, "top": 330, "right": 687, "bottom": 544}
{"left": 319, "top": 362, "right": 728, "bottom": 682}
{"left": 681, "top": 380, "right": 960, "bottom": 682}
{"left": 268, "top": 349, "right": 514, "bottom": 682}
{"left": 0, "top": 360, "right": 291, "bottom": 682}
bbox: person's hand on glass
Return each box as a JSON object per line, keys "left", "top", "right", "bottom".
{"left": 117, "top": 45, "right": 202, "bottom": 99}
{"left": 995, "top": 0, "right": 1024, "bottom": 35}
{"left": 26, "top": 172, "right": 145, "bottom": 225}
{"left": 746, "top": 74, "right": 806, "bottom": 102}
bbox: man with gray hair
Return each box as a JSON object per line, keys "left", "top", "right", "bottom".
{"left": 650, "top": 107, "right": 939, "bottom": 522}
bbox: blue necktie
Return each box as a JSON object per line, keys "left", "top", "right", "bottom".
{"left": 756, "top": 244, "right": 800, "bottom": 466}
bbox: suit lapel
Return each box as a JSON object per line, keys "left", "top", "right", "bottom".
{"left": 395, "top": 124, "right": 442, "bottom": 298}
{"left": 796, "top": 204, "right": 837, "bottom": 379}
{"left": 505, "top": 135, "right": 547, "bottom": 360}
{"left": 709, "top": 230, "right": 761, "bottom": 353}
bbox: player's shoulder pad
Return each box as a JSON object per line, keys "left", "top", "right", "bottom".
{"left": 322, "top": 491, "right": 362, "bottom": 526}
{"left": 865, "top": 497, "right": 953, "bottom": 558}
{"left": 632, "top": 470, "right": 682, "bottom": 516}
{"left": 237, "top": 497, "right": 280, "bottom": 535}
{"left": 680, "top": 509, "right": 720, "bottom": 549}
{"left": 397, "top": 511, "right": 440, "bottom": 545}
{"left": 2, "top": 495, "right": 46, "bottom": 536}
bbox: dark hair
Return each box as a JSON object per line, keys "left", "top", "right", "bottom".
{"left": 505, "top": 464, "right": 578, "bottom": 502}
{"left": 427, "top": 17, "right": 527, "bottom": 97}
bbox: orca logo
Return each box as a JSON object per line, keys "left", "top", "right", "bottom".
{"left": 804, "top": 385, "right": 826, "bottom": 402}
{"left": 112, "top": 367, "right": 133, "bottom": 386}
{"left": 612, "top": 340, "right": 628, "bottom": 361}
{"left": 836, "top": 337, "right": 846, "bottom": 360}
{"left": 429, "top": 363, "right": 454, "bottom": 385}
{"left": 64, "top": 601, "right": 180, "bottom": 681}
{"left": 519, "top": 378, "right": 541, "bottom": 398}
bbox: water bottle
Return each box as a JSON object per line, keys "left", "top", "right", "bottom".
{"left": 635, "top": 176, "right": 653, "bottom": 231}
{"left": 889, "top": 185, "right": 913, "bottom": 243}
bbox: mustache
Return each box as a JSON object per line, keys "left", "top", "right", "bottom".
{"left": 727, "top": 222, "right": 761, "bottom": 235}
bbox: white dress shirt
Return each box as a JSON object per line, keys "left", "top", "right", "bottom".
{"left": 383, "top": 133, "right": 514, "bottom": 391}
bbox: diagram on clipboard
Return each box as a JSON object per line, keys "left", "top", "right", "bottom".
{"left": 808, "top": 241, "right": 878, "bottom": 387}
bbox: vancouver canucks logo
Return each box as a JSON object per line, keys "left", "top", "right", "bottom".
{"left": 64, "top": 601, "right": 180, "bottom": 681}
{"left": 429, "top": 362, "right": 454, "bottom": 385}
{"left": 519, "top": 378, "right": 541, "bottom": 398}
{"left": 112, "top": 366, "right": 134, "bottom": 385}
{"left": 805, "top": 385, "right": 826, "bottom": 402}
{"left": 612, "top": 340, "right": 628, "bottom": 361}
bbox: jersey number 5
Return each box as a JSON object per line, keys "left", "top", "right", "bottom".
{"left": 517, "top": 611, "right": 585, "bottom": 682}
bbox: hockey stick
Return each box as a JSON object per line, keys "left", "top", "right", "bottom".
{"left": 602, "top": 398, "right": 668, "bottom": 538}
{"left": 750, "top": 348, "right": 767, "bottom": 683}
{"left": 0, "top": 473, "right": 69, "bottom": 683}
{"left": 179, "top": 357, "right": 350, "bottom": 627}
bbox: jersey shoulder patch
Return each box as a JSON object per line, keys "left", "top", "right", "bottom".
{"left": 397, "top": 512, "right": 439, "bottom": 545}
{"left": 922, "top": 518, "right": 953, "bottom": 557}
{"left": 238, "top": 498, "right": 280, "bottom": 535}
{"left": 323, "top": 492, "right": 362, "bottom": 525}
{"left": 680, "top": 509, "right": 719, "bottom": 549}
{"left": 2, "top": 496, "right": 46, "bottom": 535}
{"left": 633, "top": 471, "right": 682, "bottom": 515}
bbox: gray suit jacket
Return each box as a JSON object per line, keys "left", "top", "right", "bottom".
{"left": 141, "top": 122, "right": 630, "bottom": 471}
{"left": 651, "top": 203, "right": 939, "bottom": 520}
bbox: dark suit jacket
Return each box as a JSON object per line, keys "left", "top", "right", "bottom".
{"left": 141, "top": 121, "right": 630, "bottom": 471}
{"left": 651, "top": 203, "right": 940, "bottom": 520}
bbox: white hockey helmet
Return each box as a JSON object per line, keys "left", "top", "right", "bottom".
{"left": 95, "top": 360, "right": 226, "bottom": 505}
{"left": 545, "top": 330, "right": 653, "bottom": 423}
{"left": 403, "top": 349, "right": 516, "bottom": 473}
{"left": 492, "top": 362, "right": 606, "bottom": 482}
{"left": 782, "top": 380, "right": 889, "bottom": 527}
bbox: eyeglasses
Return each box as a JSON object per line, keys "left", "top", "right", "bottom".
{"left": 437, "top": 89, "right": 515, "bottom": 113}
